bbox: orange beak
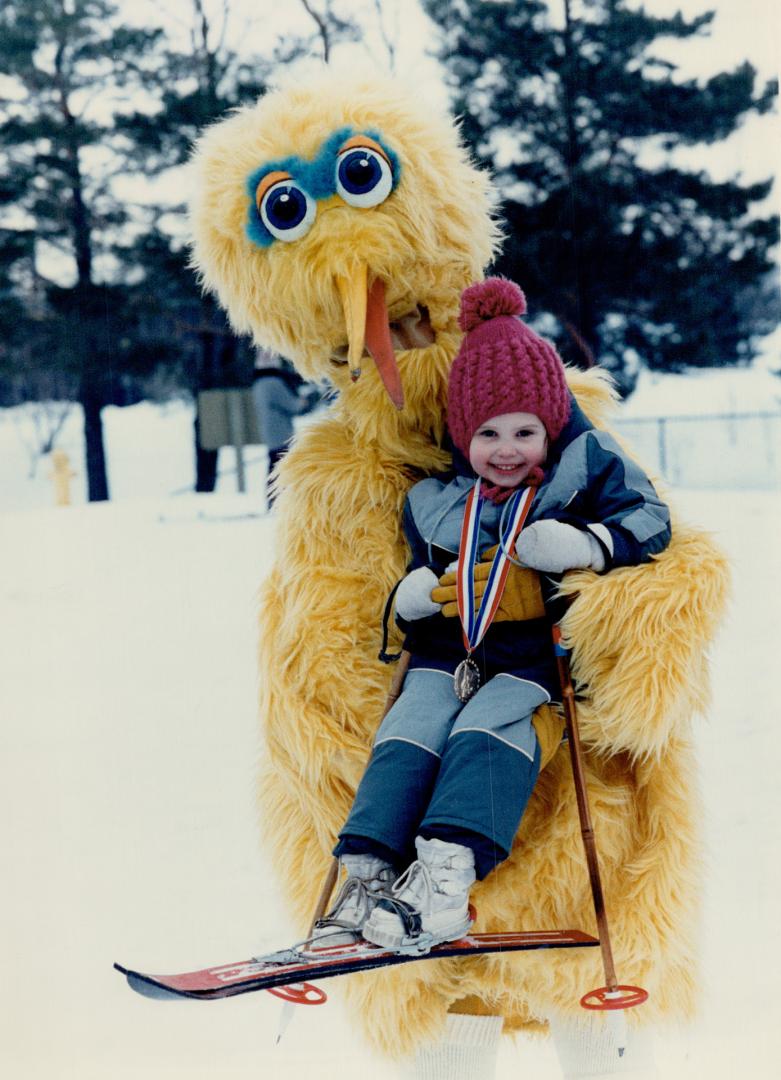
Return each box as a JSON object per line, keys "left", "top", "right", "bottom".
{"left": 335, "top": 267, "right": 404, "bottom": 410}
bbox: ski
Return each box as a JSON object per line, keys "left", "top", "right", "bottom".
{"left": 115, "top": 928, "right": 598, "bottom": 1003}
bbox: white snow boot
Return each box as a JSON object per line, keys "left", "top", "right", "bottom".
{"left": 310, "top": 854, "right": 396, "bottom": 947}
{"left": 362, "top": 836, "right": 475, "bottom": 952}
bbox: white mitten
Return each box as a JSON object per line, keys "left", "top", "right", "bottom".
{"left": 515, "top": 520, "right": 606, "bottom": 573}
{"left": 395, "top": 566, "right": 441, "bottom": 621}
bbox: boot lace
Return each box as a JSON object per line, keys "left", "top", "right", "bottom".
{"left": 314, "top": 867, "right": 394, "bottom": 933}
{"left": 391, "top": 859, "right": 432, "bottom": 907}
{"left": 392, "top": 856, "right": 466, "bottom": 905}
{"left": 314, "top": 877, "right": 371, "bottom": 932}
{"left": 373, "top": 859, "right": 456, "bottom": 938}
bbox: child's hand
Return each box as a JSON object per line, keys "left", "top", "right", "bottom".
{"left": 433, "top": 553, "right": 545, "bottom": 622}
{"left": 394, "top": 567, "right": 442, "bottom": 621}
{"left": 515, "top": 521, "right": 606, "bottom": 573}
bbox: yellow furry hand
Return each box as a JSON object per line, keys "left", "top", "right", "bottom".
{"left": 431, "top": 547, "right": 546, "bottom": 623}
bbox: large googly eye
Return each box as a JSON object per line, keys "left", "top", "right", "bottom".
{"left": 257, "top": 177, "right": 316, "bottom": 242}
{"left": 335, "top": 145, "right": 394, "bottom": 208}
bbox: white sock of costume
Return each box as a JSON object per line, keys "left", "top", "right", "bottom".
{"left": 548, "top": 1012, "right": 657, "bottom": 1078}
{"left": 403, "top": 1014, "right": 503, "bottom": 1080}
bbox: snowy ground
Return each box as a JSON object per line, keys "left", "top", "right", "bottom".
{"left": 0, "top": 393, "right": 780, "bottom": 1077}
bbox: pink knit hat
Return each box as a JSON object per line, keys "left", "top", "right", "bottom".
{"left": 447, "top": 278, "right": 571, "bottom": 456}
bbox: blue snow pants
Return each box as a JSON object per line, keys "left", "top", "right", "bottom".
{"left": 335, "top": 668, "right": 546, "bottom": 878}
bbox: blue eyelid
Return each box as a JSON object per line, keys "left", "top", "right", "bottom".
{"left": 245, "top": 127, "right": 401, "bottom": 248}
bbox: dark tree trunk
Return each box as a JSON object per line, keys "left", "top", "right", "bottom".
{"left": 191, "top": 309, "right": 243, "bottom": 493}
{"left": 80, "top": 381, "right": 110, "bottom": 502}
{"left": 55, "top": 38, "right": 111, "bottom": 500}
{"left": 194, "top": 412, "right": 218, "bottom": 492}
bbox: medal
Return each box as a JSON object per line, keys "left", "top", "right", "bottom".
{"left": 454, "top": 482, "right": 536, "bottom": 702}
{"left": 454, "top": 656, "right": 481, "bottom": 703}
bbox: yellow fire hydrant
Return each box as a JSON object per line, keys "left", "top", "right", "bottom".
{"left": 49, "top": 449, "right": 76, "bottom": 507}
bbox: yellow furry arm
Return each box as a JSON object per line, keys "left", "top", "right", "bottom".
{"left": 558, "top": 525, "right": 731, "bottom": 761}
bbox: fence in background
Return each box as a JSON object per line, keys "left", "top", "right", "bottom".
{"left": 612, "top": 412, "right": 781, "bottom": 490}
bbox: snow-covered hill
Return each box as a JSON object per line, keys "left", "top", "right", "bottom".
{"left": 0, "top": 375, "right": 779, "bottom": 1077}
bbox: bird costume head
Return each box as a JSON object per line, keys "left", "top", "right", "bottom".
{"left": 189, "top": 70, "right": 500, "bottom": 425}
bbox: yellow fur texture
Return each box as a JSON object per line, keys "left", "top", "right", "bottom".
{"left": 188, "top": 71, "right": 730, "bottom": 1058}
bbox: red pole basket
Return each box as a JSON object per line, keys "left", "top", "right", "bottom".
{"left": 580, "top": 985, "right": 649, "bottom": 1011}
{"left": 267, "top": 982, "right": 327, "bottom": 1005}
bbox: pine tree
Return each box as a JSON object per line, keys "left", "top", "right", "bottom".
{"left": 421, "top": 0, "right": 779, "bottom": 387}
{"left": 0, "top": 228, "right": 33, "bottom": 393}
{"left": 114, "top": 0, "right": 280, "bottom": 491}
{"left": 0, "top": 0, "right": 168, "bottom": 499}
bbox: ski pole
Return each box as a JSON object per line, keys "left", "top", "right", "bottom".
{"left": 308, "top": 649, "right": 412, "bottom": 934}
{"left": 552, "top": 625, "right": 648, "bottom": 1016}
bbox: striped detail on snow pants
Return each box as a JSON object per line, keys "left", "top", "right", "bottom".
{"left": 336, "top": 669, "right": 546, "bottom": 878}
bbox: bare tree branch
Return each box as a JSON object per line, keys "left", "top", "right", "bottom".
{"left": 372, "top": 0, "right": 398, "bottom": 72}
{"left": 299, "top": 0, "right": 331, "bottom": 63}
{"left": 216, "top": 0, "right": 231, "bottom": 53}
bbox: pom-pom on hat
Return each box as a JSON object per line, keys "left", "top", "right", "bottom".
{"left": 447, "top": 277, "right": 571, "bottom": 456}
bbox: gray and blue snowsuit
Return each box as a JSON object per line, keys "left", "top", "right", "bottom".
{"left": 336, "top": 397, "right": 671, "bottom": 878}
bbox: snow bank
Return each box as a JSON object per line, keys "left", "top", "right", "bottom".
{"left": 0, "top": 484, "right": 779, "bottom": 1078}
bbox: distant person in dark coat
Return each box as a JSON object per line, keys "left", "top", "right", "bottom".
{"left": 251, "top": 353, "right": 319, "bottom": 506}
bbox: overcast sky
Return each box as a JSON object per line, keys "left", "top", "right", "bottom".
{"left": 128, "top": 0, "right": 779, "bottom": 89}
{"left": 126, "top": 0, "right": 779, "bottom": 197}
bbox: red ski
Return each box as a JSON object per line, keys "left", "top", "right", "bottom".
{"left": 115, "top": 928, "right": 598, "bottom": 1004}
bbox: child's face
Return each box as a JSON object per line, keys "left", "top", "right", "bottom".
{"left": 468, "top": 412, "right": 548, "bottom": 487}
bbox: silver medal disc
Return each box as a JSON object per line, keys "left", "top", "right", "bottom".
{"left": 454, "top": 657, "right": 480, "bottom": 703}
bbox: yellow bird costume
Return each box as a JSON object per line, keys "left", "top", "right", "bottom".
{"left": 188, "top": 70, "right": 729, "bottom": 1058}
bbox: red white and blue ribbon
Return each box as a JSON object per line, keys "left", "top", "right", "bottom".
{"left": 456, "top": 481, "right": 536, "bottom": 654}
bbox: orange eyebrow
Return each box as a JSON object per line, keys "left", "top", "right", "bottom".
{"left": 337, "top": 135, "right": 391, "bottom": 167}
{"left": 255, "top": 170, "right": 293, "bottom": 209}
